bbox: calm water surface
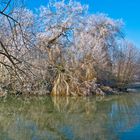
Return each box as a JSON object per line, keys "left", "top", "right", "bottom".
{"left": 0, "top": 92, "right": 140, "bottom": 140}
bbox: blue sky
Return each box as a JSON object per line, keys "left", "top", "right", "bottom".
{"left": 26, "top": 0, "right": 140, "bottom": 47}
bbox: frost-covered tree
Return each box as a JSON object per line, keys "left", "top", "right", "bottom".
{"left": 113, "top": 41, "right": 139, "bottom": 86}
{"left": 0, "top": 0, "right": 139, "bottom": 95}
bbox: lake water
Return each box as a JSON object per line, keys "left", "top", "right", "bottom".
{"left": 0, "top": 92, "right": 140, "bottom": 140}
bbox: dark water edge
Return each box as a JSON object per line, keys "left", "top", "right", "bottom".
{"left": 0, "top": 91, "right": 140, "bottom": 140}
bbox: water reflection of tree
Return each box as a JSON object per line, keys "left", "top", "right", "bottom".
{"left": 0, "top": 95, "right": 140, "bottom": 139}
{"left": 108, "top": 94, "right": 140, "bottom": 132}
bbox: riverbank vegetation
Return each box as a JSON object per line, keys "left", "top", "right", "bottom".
{"left": 0, "top": 0, "right": 140, "bottom": 96}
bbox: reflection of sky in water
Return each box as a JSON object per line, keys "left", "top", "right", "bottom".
{"left": 119, "top": 124, "right": 140, "bottom": 140}
{"left": 0, "top": 94, "right": 140, "bottom": 140}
